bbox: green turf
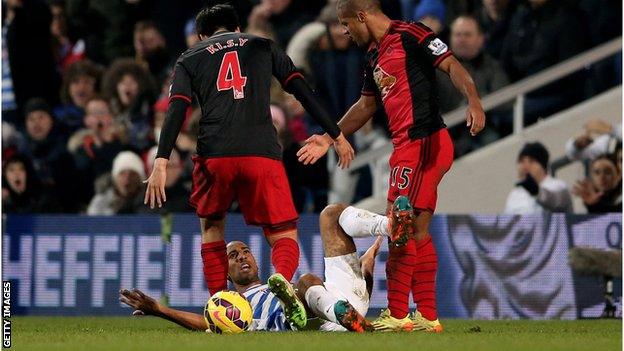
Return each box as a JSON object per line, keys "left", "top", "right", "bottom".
{"left": 11, "top": 317, "right": 622, "bottom": 351}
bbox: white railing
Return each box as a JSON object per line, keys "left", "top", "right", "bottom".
{"left": 349, "top": 37, "right": 622, "bottom": 171}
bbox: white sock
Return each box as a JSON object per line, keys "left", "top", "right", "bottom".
{"left": 338, "top": 206, "right": 389, "bottom": 238}
{"left": 304, "top": 285, "right": 342, "bottom": 324}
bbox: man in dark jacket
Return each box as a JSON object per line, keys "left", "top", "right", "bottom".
{"left": 500, "top": 0, "right": 589, "bottom": 121}
{"left": 23, "top": 98, "right": 79, "bottom": 212}
{"left": 4, "top": 0, "right": 61, "bottom": 123}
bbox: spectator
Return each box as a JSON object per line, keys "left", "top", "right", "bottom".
{"left": 437, "top": 16, "right": 509, "bottom": 113}
{"left": 477, "top": 0, "right": 519, "bottom": 60}
{"left": 413, "top": 0, "right": 446, "bottom": 36}
{"left": 69, "top": 96, "right": 127, "bottom": 205}
{"left": 2, "top": 154, "right": 62, "bottom": 213}
{"left": 102, "top": 58, "right": 157, "bottom": 152}
{"left": 133, "top": 21, "right": 172, "bottom": 85}
{"left": 500, "top": 0, "right": 588, "bottom": 121}
{"left": 49, "top": 0, "right": 85, "bottom": 72}
{"left": 565, "top": 120, "right": 622, "bottom": 163}
{"left": 55, "top": 60, "right": 104, "bottom": 134}
{"left": 438, "top": 16, "right": 509, "bottom": 156}
{"left": 573, "top": 155, "right": 622, "bottom": 213}
{"left": 184, "top": 18, "right": 199, "bottom": 48}
{"left": 145, "top": 148, "right": 193, "bottom": 213}
{"left": 2, "top": 121, "right": 28, "bottom": 159}
{"left": 306, "top": 4, "right": 364, "bottom": 118}
{"left": 247, "top": 0, "right": 325, "bottom": 47}
{"left": 4, "top": 0, "right": 61, "bottom": 124}
{"left": 65, "top": 0, "right": 145, "bottom": 64}
{"left": 22, "top": 97, "right": 79, "bottom": 212}
{"left": 504, "top": 142, "right": 573, "bottom": 214}
{"left": 87, "top": 151, "right": 148, "bottom": 215}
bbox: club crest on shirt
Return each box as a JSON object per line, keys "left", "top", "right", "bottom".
{"left": 373, "top": 65, "right": 396, "bottom": 100}
{"left": 428, "top": 38, "right": 448, "bottom": 56}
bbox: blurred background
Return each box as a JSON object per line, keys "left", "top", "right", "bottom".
{"left": 1, "top": 0, "right": 622, "bottom": 320}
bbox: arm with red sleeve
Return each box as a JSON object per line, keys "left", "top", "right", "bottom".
{"left": 145, "top": 59, "right": 192, "bottom": 209}
{"left": 406, "top": 23, "right": 485, "bottom": 136}
{"left": 270, "top": 40, "right": 354, "bottom": 168}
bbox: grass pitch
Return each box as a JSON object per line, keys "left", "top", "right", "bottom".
{"left": 12, "top": 317, "right": 621, "bottom": 351}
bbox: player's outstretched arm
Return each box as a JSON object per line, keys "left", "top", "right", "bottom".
{"left": 296, "top": 95, "right": 376, "bottom": 167}
{"left": 337, "top": 95, "right": 377, "bottom": 137}
{"left": 119, "top": 288, "right": 207, "bottom": 331}
{"left": 144, "top": 60, "right": 192, "bottom": 209}
{"left": 438, "top": 56, "right": 485, "bottom": 136}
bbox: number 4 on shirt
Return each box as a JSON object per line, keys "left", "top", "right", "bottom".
{"left": 217, "top": 51, "right": 247, "bottom": 99}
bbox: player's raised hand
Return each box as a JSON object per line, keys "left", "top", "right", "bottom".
{"left": 297, "top": 133, "right": 332, "bottom": 166}
{"left": 144, "top": 158, "right": 168, "bottom": 209}
{"left": 466, "top": 101, "right": 485, "bottom": 136}
{"left": 333, "top": 133, "right": 355, "bottom": 169}
{"left": 119, "top": 288, "right": 160, "bottom": 316}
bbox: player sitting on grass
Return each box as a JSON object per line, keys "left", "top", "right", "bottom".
{"left": 119, "top": 204, "right": 381, "bottom": 332}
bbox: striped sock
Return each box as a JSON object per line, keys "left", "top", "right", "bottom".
{"left": 271, "top": 238, "right": 300, "bottom": 281}
{"left": 201, "top": 240, "right": 228, "bottom": 295}
{"left": 411, "top": 236, "right": 438, "bottom": 320}
{"left": 386, "top": 239, "right": 417, "bottom": 319}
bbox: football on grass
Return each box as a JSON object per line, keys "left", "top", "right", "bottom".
{"left": 204, "top": 291, "right": 253, "bottom": 334}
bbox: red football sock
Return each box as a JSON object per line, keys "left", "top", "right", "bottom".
{"left": 386, "top": 239, "right": 417, "bottom": 319}
{"left": 270, "top": 237, "right": 300, "bottom": 281}
{"left": 201, "top": 240, "right": 228, "bottom": 295}
{"left": 411, "top": 236, "right": 438, "bottom": 320}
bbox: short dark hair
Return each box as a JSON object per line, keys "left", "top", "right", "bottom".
{"left": 195, "top": 4, "right": 239, "bottom": 37}
{"left": 518, "top": 142, "right": 549, "bottom": 170}
{"left": 336, "top": 0, "right": 381, "bottom": 17}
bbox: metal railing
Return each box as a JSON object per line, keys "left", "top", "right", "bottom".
{"left": 349, "top": 37, "right": 622, "bottom": 171}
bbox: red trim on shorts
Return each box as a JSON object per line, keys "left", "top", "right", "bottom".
{"left": 361, "top": 90, "right": 376, "bottom": 96}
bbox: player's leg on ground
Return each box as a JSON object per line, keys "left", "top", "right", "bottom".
{"left": 409, "top": 211, "right": 442, "bottom": 332}
{"left": 200, "top": 217, "right": 227, "bottom": 295}
{"left": 301, "top": 204, "right": 373, "bottom": 332}
{"left": 266, "top": 227, "right": 300, "bottom": 282}
{"left": 360, "top": 236, "right": 383, "bottom": 297}
{"left": 267, "top": 272, "right": 308, "bottom": 330}
{"left": 338, "top": 205, "right": 390, "bottom": 238}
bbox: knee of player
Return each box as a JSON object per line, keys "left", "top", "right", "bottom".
{"left": 296, "top": 273, "right": 323, "bottom": 294}
{"left": 320, "top": 204, "right": 348, "bottom": 225}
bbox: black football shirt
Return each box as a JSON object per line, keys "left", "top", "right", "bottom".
{"left": 169, "top": 31, "right": 301, "bottom": 160}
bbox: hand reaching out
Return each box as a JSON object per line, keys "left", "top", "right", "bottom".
{"left": 572, "top": 179, "right": 603, "bottom": 206}
{"left": 119, "top": 288, "right": 161, "bottom": 316}
{"left": 296, "top": 133, "right": 354, "bottom": 169}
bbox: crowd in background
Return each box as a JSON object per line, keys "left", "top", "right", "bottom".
{"left": 504, "top": 120, "right": 622, "bottom": 215}
{"left": 1, "top": 0, "right": 622, "bottom": 215}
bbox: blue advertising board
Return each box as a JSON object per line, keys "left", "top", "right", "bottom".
{"left": 3, "top": 213, "right": 621, "bottom": 318}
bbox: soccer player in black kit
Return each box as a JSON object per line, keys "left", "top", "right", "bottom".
{"left": 144, "top": 4, "right": 354, "bottom": 296}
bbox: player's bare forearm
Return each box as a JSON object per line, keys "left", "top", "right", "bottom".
{"left": 338, "top": 95, "right": 377, "bottom": 137}
{"left": 441, "top": 56, "right": 480, "bottom": 105}
{"left": 438, "top": 56, "right": 485, "bottom": 135}
{"left": 155, "top": 305, "right": 208, "bottom": 331}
